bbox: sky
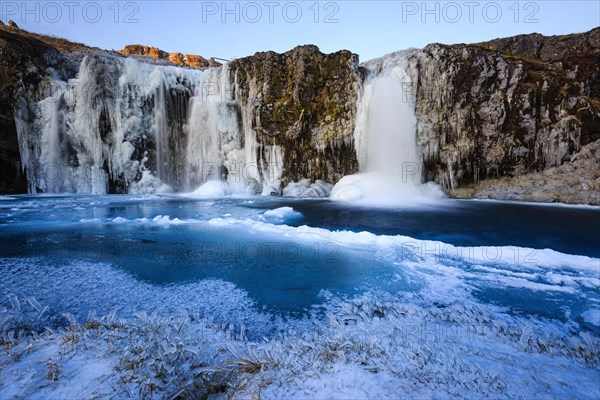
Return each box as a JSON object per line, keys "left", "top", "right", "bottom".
{"left": 2, "top": 1, "right": 599, "bottom": 62}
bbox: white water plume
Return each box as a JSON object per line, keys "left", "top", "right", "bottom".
{"left": 331, "top": 57, "right": 443, "bottom": 205}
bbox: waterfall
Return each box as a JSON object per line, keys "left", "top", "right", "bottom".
{"left": 154, "top": 76, "right": 170, "bottom": 187}
{"left": 14, "top": 51, "right": 440, "bottom": 200}
{"left": 15, "top": 54, "right": 282, "bottom": 196}
{"left": 38, "top": 89, "right": 66, "bottom": 193}
{"left": 330, "top": 56, "right": 443, "bottom": 205}
{"left": 185, "top": 67, "right": 241, "bottom": 191}
{"left": 364, "top": 68, "right": 421, "bottom": 182}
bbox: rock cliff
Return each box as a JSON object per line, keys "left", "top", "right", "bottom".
{"left": 117, "top": 44, "right": 220, "bottom": 68}
{"left": 361, "top": 28, "right": 599, "bottom": 203}
{"left": 410, "top": 28, "right": 600, "bottom": 200}
{"left": 229, "top": 45, "right": 362, "bottom": 186}
{"left": 0, "top": 25, "right": 68, "bottom": 193}
{"left": 1, "top": 24, "right": 598, "bottom": 204}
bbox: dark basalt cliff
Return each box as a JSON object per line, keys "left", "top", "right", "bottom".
{"left": 0, "top": 26, "right": 58, "bottom": 193}
{"left": 229, "top": 45, "right": 363, "bottom": 186}
{"left": 1, "top": 24, "right": 598, "bottom": 203}
{"left": 410, "top": 28, "right": 600, "bottom": 201}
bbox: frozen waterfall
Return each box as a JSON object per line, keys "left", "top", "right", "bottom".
{"left": 16, "top": 52, "right": 441, "bottom": 200}
{"left": 14, "top": 54, "right": 281, "bottom": 196}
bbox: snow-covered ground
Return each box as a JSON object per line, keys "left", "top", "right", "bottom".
{"left": 1, "top": 287, "right": 598, "bottom": 399}
{"left": 1, "top": 196, "right": 599, "bottom": 398}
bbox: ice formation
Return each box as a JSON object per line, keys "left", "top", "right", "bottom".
{"left": 14, "top": 55, "right": 283, "bottom": 196}
{"left": 282, "top": 179, "right": 333, "bottom": 198}
{"left": 16, "top": 52, "right": 443, "bottom": 200}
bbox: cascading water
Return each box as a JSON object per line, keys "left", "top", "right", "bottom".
{"left": 153, "top": 75, "right": 170, "bottom": 187}
{"left": 364, "top": 74, "right": 420, "bottom": 180}
{"left": 16, "top": 52, "right": 438, "bottom": 200}
{"left": 14, "top": 54, "right": 280, "bottom": 196}
{"left": 185, "top": 67, "right": 242, "bottom": 192}
{"left": 38, "top": 89, "right": 67, "bottom": 193}
{"left": 330, "top": 56, "right": 443, "bottom": 205}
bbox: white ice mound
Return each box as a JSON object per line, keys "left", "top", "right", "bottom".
{"left": 283, "top": 179, "right": 334, "bottom": 198}
{"left": 187, "top": 181, "right": 231, "bottom": 197}
{"left": 260, "top": 207, "right": 303, "bottom": 224}
{"left": 329, "top": 172, "right": 445, "bottom": 206}
{"left": 581, "top": 309, "right": 600, "bottom": 327}
{"left": 129, "top": 171, "right": 173, "bottom": 195}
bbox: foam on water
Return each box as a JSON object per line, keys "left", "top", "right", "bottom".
{"left": 330, "top": 172, "right": 445, "bottom": 206}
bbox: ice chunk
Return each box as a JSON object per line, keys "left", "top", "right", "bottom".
{"left": 260, "top": 207, "right": 303, "bottom": 224}
{"left": 283, "top": 179, "right": 333, "bottom": 198}
{"left": 187, "top": 181, "right": 231, "bottom": 197}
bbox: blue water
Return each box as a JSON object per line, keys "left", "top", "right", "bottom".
{"left": 1, "top": 194, "right": 599, "bottom": 336}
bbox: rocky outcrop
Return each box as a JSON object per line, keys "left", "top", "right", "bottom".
{"left": 118, "top": 44, "right": 220, "bottom": 68}
{"left": 450, "top": 140, "right": 600, "bottom": 205}
{"left": 474, "top": 29, "right": 600, "bottom": 63}
{"left": 119, "top": 44, "right": 166, "bottom": 59}
{"left": 229, "top": 45, "right": 363, "bottom": 186}
{"left": 0, "top": 26, "right": 61, "bottom": 193}
{"left": 403, "top": 28, "right": 600, "bottom": 194}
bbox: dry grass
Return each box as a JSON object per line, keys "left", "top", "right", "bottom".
{"left": 0, "top": 24, "right": 100, "bottom": 54}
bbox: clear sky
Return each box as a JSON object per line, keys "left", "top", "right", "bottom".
{"left": 2, "top": 1, "right": 599, "bottom": 62}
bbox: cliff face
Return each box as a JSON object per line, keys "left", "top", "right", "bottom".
{"left": 1, "top": 25, "right": 599, "bottom": 203}
{"left": 410, "top": 28, "right": 600, "bottom": 195}
{"left": 475, "top": 30, "right": 600, "bottom": 63}
{"left": 0, "top": 25, "right": 69, "bottom": 194}
{"left": 451, "top": 139, "right": 600, "bottom": 204}
{"left": 2, "top": 27, "right": 360, "bottom": 195}
{"left": 229, "top": 45, "right": 362, "bottom": 186}
{"left": 117, "top": 44, "right": 220, "bottom": 69}
{"left": 361, "top": 28, "right": 599, "bottom": 198}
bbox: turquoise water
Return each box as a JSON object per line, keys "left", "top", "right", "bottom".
{"left": 1, "top": 194, "right": 599, "bottom": 337}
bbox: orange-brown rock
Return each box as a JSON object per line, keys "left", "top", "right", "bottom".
{"left": 183, "top": 54, "right": 217, "bottom": 68}
{"left": 118, "top": 44, "right": 220, "bottom": 68}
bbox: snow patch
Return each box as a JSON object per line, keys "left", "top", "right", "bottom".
{"left": 186, "top": 180, "right": 231, "bottom": 197}
{"left": 283, "top": 179, "right": 333, "bottom": 198}
{"left": 259, "top": 207, "right": 303, "bottom": 224}
{"left": 581, "top": 309, "right": 600, "bottom": 327}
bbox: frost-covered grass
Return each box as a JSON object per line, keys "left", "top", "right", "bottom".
{"left": 2, "top": 292, "right": 599, "bottom": 399}
{"left": 1, "top": 198, "right": 599, "bottom": 398}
